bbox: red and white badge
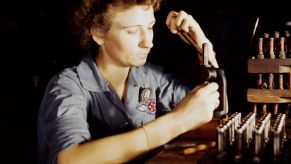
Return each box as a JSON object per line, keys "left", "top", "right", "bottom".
{"left": 137, "top": 87, "right": 156, "bottom": 114}
{"left": 137, "top": 98, "right": 156, "bottom": 114}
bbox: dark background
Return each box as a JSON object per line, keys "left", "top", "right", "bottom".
{"left": 1, "top": 0, "right": 291, "bottom": 163}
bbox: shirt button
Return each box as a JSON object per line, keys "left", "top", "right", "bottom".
{"left": 120, "top": 122, "right": 128, "bottom": 127}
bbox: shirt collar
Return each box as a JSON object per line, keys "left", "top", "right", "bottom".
{"left": 76, "top": 56, "right": 109, "bottom": 92}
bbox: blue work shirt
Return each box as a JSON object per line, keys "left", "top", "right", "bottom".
{"left": 37, "top": 56, "right": 190, "bottom": 164}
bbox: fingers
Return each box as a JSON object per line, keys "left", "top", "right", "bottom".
{"left": 166, "top": 11, "right": 179, "bottom": 34}
{"left": 166, "top": 10, "right": 192, "bottom": 34}
{"left": 210, "top": 59, "right": 219, "bottom": 68}
{"left": 209, "top": 52, "right": 219, "bottom": 68}
{"left": 166, "top": 10, "right": 220, "bottom": 69}
{"left": 191, "top": 82, "right": 219, "bottom": 96}
{"left": 166, "top": 11, "right": 209, "bottom": 53}
{"left": 213, "top": 92, "right": 220, "bottom": 109}
{"left": 176, "top": 11, "right": 190, "bottom": 32}
{"left": 191, "top": 82, "right": 220, "bottom": 110}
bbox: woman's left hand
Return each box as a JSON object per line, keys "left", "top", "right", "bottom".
{"left": 166, "top": 10, "right": 219, "bottom": 68}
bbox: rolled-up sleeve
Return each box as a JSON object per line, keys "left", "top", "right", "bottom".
{"left": 38, "top": 73, "right": 90, "bottom": 164}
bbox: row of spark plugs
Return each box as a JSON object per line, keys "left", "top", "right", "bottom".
{"left": 272, "top": 113, "right": 287, "bottom": 161}
{"left": 217, "top": 112, "right": 242, "bottom": 159}
{"left": 216, "top": 112, "right": 287, "bottom": 162}
{"left": 253, "top": 113, "right": 272, "bottom": 163}
{"left": 256, "top": 73, "right": 291, "bottom": 90}
{"left": 233, "top": 112, "right": 256, "bottom": 162}
{"left": 256, "top": 31, "right": 291, "bottom": 59}
{"left": 255, "top": 31, "right": 291, "bottom": 90}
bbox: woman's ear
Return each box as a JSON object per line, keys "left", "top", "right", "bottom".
{"left": 91, "top": 28, "right": 105, "bottom": 45}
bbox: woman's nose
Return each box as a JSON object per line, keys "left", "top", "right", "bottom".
{"left": 139, "top": 29, "right": 153, "bottom": 48}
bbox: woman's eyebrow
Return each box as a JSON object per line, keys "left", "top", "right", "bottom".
{"left": 120, "top": 20, "right": 156, "bottom": 29}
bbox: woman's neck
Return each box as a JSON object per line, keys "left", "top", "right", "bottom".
{"left": 95, "top": 57, "right": 130, "bottom": 100}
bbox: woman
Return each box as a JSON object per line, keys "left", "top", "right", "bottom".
{"left": 37, "top": 0, "right": 219, "bottom": 163}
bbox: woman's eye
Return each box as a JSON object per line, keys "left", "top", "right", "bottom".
{"left": 148, "top": 26, "right": 154, "bottom": 31}
{"left": 127, "top": 28, "right": 139, "bottom": 34}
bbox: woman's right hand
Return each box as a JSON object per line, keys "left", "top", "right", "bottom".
{"left": 174, "top": 82, "right": 220, "bottom": 132}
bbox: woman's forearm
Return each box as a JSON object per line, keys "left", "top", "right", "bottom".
{"left": 57, "top": 111, "right": 186, "bottom": 164}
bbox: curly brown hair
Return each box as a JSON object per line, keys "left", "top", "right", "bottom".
{"left": 69, "top": 0, "right": 162, "bottom": 56}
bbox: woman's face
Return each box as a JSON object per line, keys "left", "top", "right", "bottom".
{"left": 97, "top": 5, "right": 155, "bottom": 67}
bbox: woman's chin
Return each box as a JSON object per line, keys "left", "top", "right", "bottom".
{"left": 133, "top": 59, "right": 147, "bottom": 67}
